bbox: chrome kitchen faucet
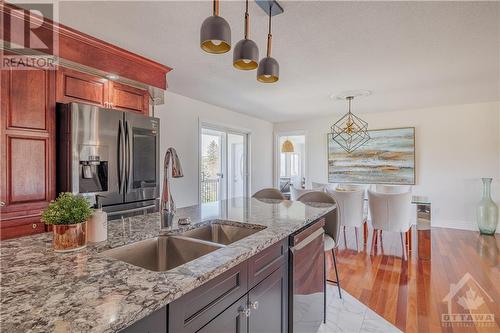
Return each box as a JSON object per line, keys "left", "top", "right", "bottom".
{"left": 161, "top": 147, "right": 184, "bottom": 227}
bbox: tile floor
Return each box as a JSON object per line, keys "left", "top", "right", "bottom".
{"left": 318, "top": 285, "right": 402, "bottom": 333}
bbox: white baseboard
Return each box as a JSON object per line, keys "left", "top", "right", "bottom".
{"left": 432, "top": 219, "right": 500, "bottom": 233}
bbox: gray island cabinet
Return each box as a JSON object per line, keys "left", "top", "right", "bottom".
{"left": 122, "top": 238, "right": 288, "bottom": 333}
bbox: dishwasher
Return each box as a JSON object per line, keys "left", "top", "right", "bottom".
{"left": 289, "top": 218, "right": 325, "bottom": 333}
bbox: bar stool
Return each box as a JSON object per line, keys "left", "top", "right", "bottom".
{"left": 252, "top": 188, "right": 286, "bottom": 200}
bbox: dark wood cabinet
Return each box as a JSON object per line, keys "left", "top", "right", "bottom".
{"left": 248, "top": 238, "right": 287, "bottom": 289}
{"left": 0, "top": 4, "right": 169, "bottom": 240}
{"left": 120, "top": 306, "right": 167, "bottom": 333}
{"left": 2, "top": 3, "right": 171, "bottom": 91}
{"left": 56, "top": 67, "right": 149, "bottom": 114}
{"left": 109, "top": 81, "right": 149, "bottom": 114}
{"left": 248, "top": 265, "right": 288, "bottom": 333}
{"left": 0, "top": 68, "right": 56, "bottom": 239}
{"left": 167, "top": 239, "right": 289, "bottom": 333}
{"left": 0, "top": 67, "right": 149, "bottom": 240}
{"left": 197, "top": 296, "right": 248, "bottom": 333}
{"left": 169, "top": 262, "right": 248, "bottom": 333}
{"left": 56, "top": 67, "right": 109, "bottom": 107}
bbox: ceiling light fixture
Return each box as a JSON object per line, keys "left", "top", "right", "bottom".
{"left": 105, "top": 73, "right": 119, "bottom": 80}
{"left": 233, "top": 0, "right": 259, "bottom": 70}
{"left": 330, "top": 95, "right": 370, "bottom": 153}
{"left": 257, "top": 4, "right": 279, "bottom": 83}
{"left": 281, "top": 139, "right": 294, "bottom": 153}
{"left": 200, "top": 0, "right": 231, "bottom": 54}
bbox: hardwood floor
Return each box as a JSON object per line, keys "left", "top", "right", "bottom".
{"left": 326, "top": 226, "right": 500, "bottom": 333}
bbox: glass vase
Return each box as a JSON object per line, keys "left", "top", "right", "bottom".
{"left": 476, "top": 178, "right": 498, "bottom": 235}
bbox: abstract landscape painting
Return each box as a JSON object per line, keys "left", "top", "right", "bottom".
{"left": 328, "top": 127, "right": 415, "bottom": 185}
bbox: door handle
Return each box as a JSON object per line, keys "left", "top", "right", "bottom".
{"left": 290, "top": 229, "right": 324, "bottom": 253}
{"left": 250, "top": 301, "right": 259, "bottom": 310}
{"left": 238, "top": 306, "right": 251, "bottom": 318}
{"left": 118, "top": 120, "right": 126, "bottom": 193}
{"left": 125, "top": 121, "right": 133, "bottom": 192}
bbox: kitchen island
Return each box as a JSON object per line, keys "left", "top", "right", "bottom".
{"left": 0, "top": 197, "right": 334, "bottom": 332}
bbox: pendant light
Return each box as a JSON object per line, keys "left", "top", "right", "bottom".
{"left": 200, "top": 0, "right": 231, "bottom": 54}
{"left": 257, "top": 7, "right": 279, "bottom": 83}
{"left": 331, "top": 96, "right": 370, "bottom": 153}
{"left": 233, "top": 0, "right": 259, "bottom": 70}
{"left": 281, "top": 139, "right": 294, "bottom": 153}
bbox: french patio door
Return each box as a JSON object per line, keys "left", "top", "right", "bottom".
{"left": 200, "top": 125, "right": 248, "bottom": 203}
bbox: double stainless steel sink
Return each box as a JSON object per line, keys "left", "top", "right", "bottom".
{"left": 102, "top": 222, "right": 265, "bottom": 272}
{"left": 180, "top": 223, "right": 262, "bottom": 245}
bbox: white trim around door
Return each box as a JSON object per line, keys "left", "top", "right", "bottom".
{"left": 198, "top": 120, "right": 251, "bottom": 204}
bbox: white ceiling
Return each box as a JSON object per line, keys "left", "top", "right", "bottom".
{"left": 58, "top": 1, "right": 500, "bottom": 123}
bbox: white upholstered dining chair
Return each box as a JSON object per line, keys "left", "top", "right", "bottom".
{"left": 327, "top": 188, "right": 366, "bottom": 250}
{"left": 336, "top": 183, "right": 363, "bottom": 191}
{"left": 375, "top": 184, "right": 412, "bottom": 194}
{"left": 367, "top": 190, "right": 412, "bottom": 259}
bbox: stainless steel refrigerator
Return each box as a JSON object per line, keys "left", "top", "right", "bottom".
{"left": 57, "top": 103, "right": 160, "bottom": 218}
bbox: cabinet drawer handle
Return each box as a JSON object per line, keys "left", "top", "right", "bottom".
{"left": 238, "top": 307, "right": 251, "bottom": 318}
{"left": 32, "top": 224, "right": 37, "bottom": 229}
{"left": 0, "top": 201, "right": 5, "bottom": 207}
{"left": 250, "top": 301, "right": 259, "bottom": 310}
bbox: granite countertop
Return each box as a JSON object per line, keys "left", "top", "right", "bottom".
{"left": 0, "top": 197, "right": 334, "bottom": 332}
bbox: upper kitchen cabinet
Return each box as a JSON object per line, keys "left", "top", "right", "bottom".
{"left": 1, "top": 4, "right": 172, "bottom": 90}
{"left": 56, "top": 67, "right": 109, "bottom": 107}
{"left": 56, "top": 67, "right": 149, "bottom": 114}
{"left": 108, "top": 81, "right": 149, "bottom": 114}
{"left": 0, "top": 68, "right": 56, "bottom": 239}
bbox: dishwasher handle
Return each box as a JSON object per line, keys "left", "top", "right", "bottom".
{"left": 290, "top": 228, "right": 324, "bottom": 253}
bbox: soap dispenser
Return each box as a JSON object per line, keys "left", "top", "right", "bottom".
{"left": 88, "top": 195, "right": 108, "bottom": 243}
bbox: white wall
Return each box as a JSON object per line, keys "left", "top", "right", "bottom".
{"left": 156, "top": 92, "right": 273, "bottom": 208}
{"left": 274, "top": 102, "right": 500, "bottom": 232}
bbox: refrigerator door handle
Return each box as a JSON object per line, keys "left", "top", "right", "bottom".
{"left": 118, "top": 119, "right": 126, "bottom": 194}
{"left": 125, "top": 121, "right": 133, "bottom": 192}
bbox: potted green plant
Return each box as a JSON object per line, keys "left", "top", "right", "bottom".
{"left": 42, "top": 193, "right": 93, "bottom": 252}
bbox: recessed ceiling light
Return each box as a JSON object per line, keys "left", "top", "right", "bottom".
{"left": 106, "top": 74, "right": 119, "bottom": 80}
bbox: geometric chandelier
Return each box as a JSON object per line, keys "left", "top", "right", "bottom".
{"left": 330, "top": 95, "right": 370, "bottom": 153}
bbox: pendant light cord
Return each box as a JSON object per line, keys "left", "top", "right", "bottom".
{"left": 244, "top": 0, "right": 249, "bottom": 39}
{"left": 347, "top": 96, "right": 353, "bottom": 114}
{"left": 267, "top": 6, "right": 272, "bottom": 57}
{"left": 213, "top": 0, "right": 219, "bottom": 16}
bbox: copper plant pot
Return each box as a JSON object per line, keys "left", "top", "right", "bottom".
{"left": 52, "top": 222, "right": 87, "bottom": 252}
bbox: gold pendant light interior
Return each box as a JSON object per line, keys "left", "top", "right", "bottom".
{"left": 200, "top": 0, "right": 231, "bottom": 54}
{"left": 281, "top": 139, "right": 294, "bottom": 153}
